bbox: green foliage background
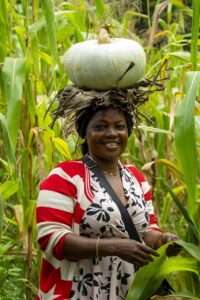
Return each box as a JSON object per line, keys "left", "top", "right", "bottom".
{"left": 0, "top": 0, "right": 200, "bottom": 299}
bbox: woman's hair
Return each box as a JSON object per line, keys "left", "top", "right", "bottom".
{"left": 75, "top": 102, "right": 134, "bottom": 155}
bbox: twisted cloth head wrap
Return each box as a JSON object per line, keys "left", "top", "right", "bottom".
{"left": 51, "top": 62, "right": 166, "bottom": 134}
{"left": 51, "top": 70, "right": 166, "bottom": 154}
{"left": 52, "top": 87, "right": 138, "bottom": 135}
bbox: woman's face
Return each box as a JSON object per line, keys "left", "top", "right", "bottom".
{"left": 86, "top": 108, "right": 128, "bottom": 161}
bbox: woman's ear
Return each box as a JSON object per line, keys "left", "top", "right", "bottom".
{"left": 80, "top": 140, "right": 89, "bottom": 155}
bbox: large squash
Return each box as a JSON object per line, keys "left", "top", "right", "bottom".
{"left": 63, "top": 30, "right": 146, "bottom": 90}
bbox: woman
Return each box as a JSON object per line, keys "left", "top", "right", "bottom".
{"left": 36, "top": 93, "right": 177, "bottom": 300}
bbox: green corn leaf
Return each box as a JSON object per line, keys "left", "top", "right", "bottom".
{"left": 169, "top": 0, "right": 186, "bottom": 9}
{"left": 174, "top": 71, "right": 200, "bottom": 218}
{"left": 42, "top": 0, "right": 58, "bottom": 63}
{"left": 0, "top": 180, "right": 19, "bottom": 201}
{"left": 159, "top": 256, "right": 199, "bottom": 276}
{"left": 126, "top": 244, "right": 199, "bottom": 300}
{"left": 176, "top": 240, "right": 200, "bottom": 262}
{"left": 160, "top": 185, "right": 185, "bottom": 226}
{"left": 0, "top": 112, "right": 15, "bottom": 165}
{"left": 162, "top": 181, "right": 200, "bottom": 242}
{"left": 95, "top": 0, "right": 105, "bottom": 18}
{"left": 52, "top": 137, "right": 72, "bottom": 160}
{"left": 20, "top": 148, "right": 31, "bottom": 209}
{"left": 2, "top": 57, "right": 27, "bottom": 149}
{"left": 0, "top": 242, "right": 13, "bottom": 256}
{"left": 126, "top": 245, "right": 167, "bottom": 300}
{"left": 169, "top": 51, "right": 190, "bottom": 61}
{"left": 191, "top": 0, "right": 200, "bottom": 70}
{"left": 171, "top": 293, "right": 200, "bottom": 300}
{"left": 142, "top": 158, "right": 183, "bottom": 179}
{"left": 0, "top": 195, "right": 3, "bottom": 239}
{"left": 0, "top": 0, "right": 9, "bottom": 61}
{"left": 24, "top": 200, "right": 36, "bottom": 230}
{"left": 138, "top": 125, "right": 173, "bottom": 135}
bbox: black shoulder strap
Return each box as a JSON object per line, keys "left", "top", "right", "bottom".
{"left": 83, "top": 155, "right": 141, "bottom": 242}
{"left": 83, "top": 156, "right": 174, "bottom": 295}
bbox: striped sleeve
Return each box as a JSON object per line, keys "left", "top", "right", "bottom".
{"left": 36, "top": 166, "right": 77, "bottom": 260}
{"left": 127, "top": 165, "right": 160, "bottom": 231}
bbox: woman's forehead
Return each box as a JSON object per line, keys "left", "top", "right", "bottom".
{"left": 89, "top": 107, "right": 126, "bottom": 122}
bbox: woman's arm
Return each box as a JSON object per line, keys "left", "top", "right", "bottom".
{"left": 37, "top": 164, "right": 78, "bottom": 260}
{"left": 63, "top": 233, "right": 158, "bottom": 267}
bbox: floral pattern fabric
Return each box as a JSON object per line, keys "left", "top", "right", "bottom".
{"left": 70, "top": 165, "right": 149, "bottom": 300}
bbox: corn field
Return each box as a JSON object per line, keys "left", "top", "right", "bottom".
{"left": 0, "top": 0, "right": 200, "bottom": 299}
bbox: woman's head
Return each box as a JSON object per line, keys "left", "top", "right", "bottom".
{"left": 84, "top": 107, "right": 129, "bottom": 161}
{"left": 75, "top": 101, "right": 134, "bottom": 157}
{"left": 51, "top": 86, "right": 135, "bottom": 157}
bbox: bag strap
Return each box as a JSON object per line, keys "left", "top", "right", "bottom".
{"left": 83, "top": 156, "right": 174, "bottom": 295}
{"left": 82, "top": 155, "right": 141, "bottom": 242}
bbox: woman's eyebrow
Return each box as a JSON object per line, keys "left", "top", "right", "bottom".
{"left": 94, "top": 118, "right": 125, "bottom": 122}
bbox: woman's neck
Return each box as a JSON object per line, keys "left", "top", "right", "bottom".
{"left": 88, "top": 153, "right": 120, "bottom": 176}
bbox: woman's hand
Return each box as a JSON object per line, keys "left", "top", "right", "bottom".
{"left": 143, "top": 230, "right": 181, "bottom": 256}
{"left": 113, "top": 239, "right": 159, "bottom": 267}
{"left": 161, "top": 232, "right": 178, "bottom": 243}
{"left": 143, "top": 230, "right": 178, "bottom": 249}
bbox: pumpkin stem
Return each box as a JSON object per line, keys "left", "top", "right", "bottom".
{"left": 98, "top": 28, "right": 111, "bottom": 44}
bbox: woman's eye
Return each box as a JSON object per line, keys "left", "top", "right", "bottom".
{"left": 94, "top": 124, "right": 106, "bottom": 130}
{"left": 116, "top": 124, "right": 126, "bottom": 130}
{"left": 93, "top": 123, "right": 126, "bottom": 131}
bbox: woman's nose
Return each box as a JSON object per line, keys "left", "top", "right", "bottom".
{"left": 105, "top": 126, "right": 117, "bottom": 136}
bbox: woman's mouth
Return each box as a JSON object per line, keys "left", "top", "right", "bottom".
{"left": 103, "top": 142, "right": 120, "bottom": 149}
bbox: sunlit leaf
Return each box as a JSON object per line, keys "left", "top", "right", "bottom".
{"left": 95, "top": 0, "right": 105, "bottom": 17}
{"left": 0, "top": 242, "right": 13, "bottom": 256}
{"left": 0, "top": 113, "right": 15, "bottom": 165}
{"left": 191, "top": 0, "right": 200, "bottom": 70}
{"left": 142, "top": 158, "right": 183, "bottom": 179}
{"left": 126, "top": 245, "right": 168, "bottom": 300}
{"left": 138, "top": 125, "right": 173, "bottom": 135}
{"left": 13, "top": 204, "right": 24, "bottom": 237}
{"left": 127, "top": 244, "right": 199, "bottom": 300}
{"left": 174, "top": 71, "right": 200, "bottom": 217}
{"left": 52, "top": 137, "right": 72, "bottom": 160}
{"left": 24, "top": 200, "right": 36, "bottom": 230}
{"left": 160, "top": 185, "right": 185, "bottom": 226}
{"left": 0, "top": 195, "right": 3, "bottom": 238}
{"left": 159, "top": 256, "right": 199, "bottom": 276}
{"left": 42, "top": 0, "right": 58, "bottom": 63}
{"left": 176, "top": 240, "right": 200, "bottom": 262}
{"left": 0, "top": 180, "right": 19, "bottom": 201}
{"left": 169, "top": 0, "right": 186, "bottom": 9}
{"left": 162, "top": 181, "right": 200, "bottom": 242}
{"left": 2, "top": 57, "right": 27, "bottom": 149}
{"left": 169, "top": 51, "right": 190, "bottom": 61}
{"left": 172, "top": 293, "right": 200, "bottom": 300}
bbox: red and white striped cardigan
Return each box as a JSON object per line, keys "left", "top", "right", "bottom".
{"left": 36, "top": 160, "right": 159, "bottom": 300}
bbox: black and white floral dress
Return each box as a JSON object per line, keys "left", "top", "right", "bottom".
{"left": 70, "top": 164, "right": 149, "bottom": 300}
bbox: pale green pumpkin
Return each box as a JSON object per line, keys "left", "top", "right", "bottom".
{"left": 63, "top": 30, "right": 146, "bottom": 90}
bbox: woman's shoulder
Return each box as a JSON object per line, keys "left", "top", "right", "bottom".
{"left": 39, "top": 160, "right": 85, "bottom": 196}
{"left": 40, "top": 160, "right": 84, "bottom": 186}
{"left": 57, "top": 159, "right": 84, "bottom": 176}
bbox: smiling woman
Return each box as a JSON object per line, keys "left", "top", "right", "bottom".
{"left": 82, "top": 108, "right": 128, "bottom": 162}
{"left": 36, "top": 90, "right": 177, "bottom": 300}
